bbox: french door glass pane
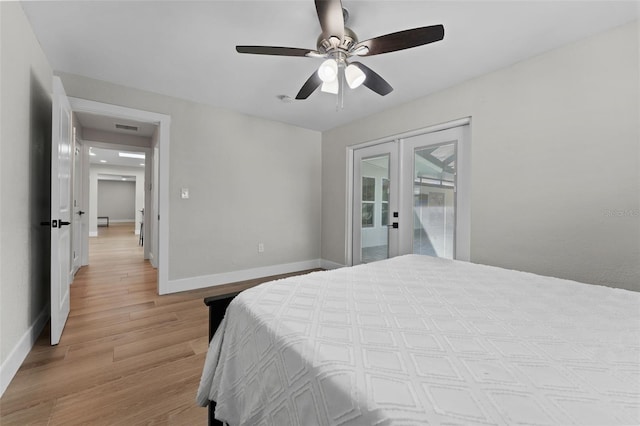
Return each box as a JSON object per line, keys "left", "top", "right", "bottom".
{"left": 413, "top": 142, "right": 456, "bottom": 259}
{"left": 361, "top": 155, "right": 389, "bottom": 263}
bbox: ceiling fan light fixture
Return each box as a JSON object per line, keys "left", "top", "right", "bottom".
{"left": 345, "top": 64, "right": 366, "bottom": 89}
{"left": 321, "top": 78, "right": 339, "bottom": 94}
{"left": 318, "top": 59, "right": 338, "bottom": 82}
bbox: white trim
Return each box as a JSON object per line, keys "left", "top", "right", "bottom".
{"left": 89, "top": 231, "right": 98, "bottom": 237}
{"left": 68, "top": 97, "right": 171, "bottom": 295}
{"left": 345, "top": 148, "right": 354, "bottom": 266}
{"left": 80, "top": 142, "right": 90, "bottom": 266}
{"left": 165, "top": 260, "right": 324, "bottom": 294}
{"left": 157, "top": 120, "right": 170, "bottom": 293}
{"left": 347, "top": 117, "right": 471, "bottom": 150}
{"left": 84, "top": 140, "right": 152, "bottom": 152}
{"left": 321, "top": 259, "right": 346, "bottom": 270}
{"left": 0, "top": 305, "right": 49, "bottom": 397}
{"left": 68, "top": 97, "right": 168, "bottom": 124}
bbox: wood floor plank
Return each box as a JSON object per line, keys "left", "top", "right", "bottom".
{"left": 0, "top": 222, "right": 318, "bottom": 424}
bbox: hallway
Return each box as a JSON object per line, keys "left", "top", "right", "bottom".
{"left": 2, "top": 224, "right": 210, "bottom": 424}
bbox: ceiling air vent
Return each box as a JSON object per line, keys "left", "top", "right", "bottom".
{"left": 115, "top": 123, "right": 138, "bottom": 131}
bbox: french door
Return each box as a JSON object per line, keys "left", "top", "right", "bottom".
{"left": 353, "top": 141, "right": 399, "bottom": 264}
{"left": 352, "top": 125, "right": 469, "bottom": 265}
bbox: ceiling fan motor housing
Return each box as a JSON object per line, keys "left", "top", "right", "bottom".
{"left": 317, "top": 26, "right": 357, "bottom": 55}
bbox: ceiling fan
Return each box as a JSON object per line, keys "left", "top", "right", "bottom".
{"left": 235, "top": 0, "right": 444, "bottom": 101}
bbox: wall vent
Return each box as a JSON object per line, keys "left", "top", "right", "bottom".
{"left": 115, "top": 123, "right": 138, "bottom": 131}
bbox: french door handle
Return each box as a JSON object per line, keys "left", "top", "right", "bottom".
{"left": 387, "top": 222, "right": 399, "bottom": 229}
{"left": 77, "top": 210, "right": 85, "bottom": 216}
{"left": 59, "top": 221, "right": 71, "bottom": 227}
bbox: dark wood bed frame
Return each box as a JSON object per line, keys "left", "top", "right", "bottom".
{"left": 203, "top": 291, "right": 241, "bottom": 426}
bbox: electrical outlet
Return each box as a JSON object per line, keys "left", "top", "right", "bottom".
{"left": 181, "top": 188, "right": 189, "bottom": 199}
{"left": 258, "top": 243, "right": 264, "bottom": 253}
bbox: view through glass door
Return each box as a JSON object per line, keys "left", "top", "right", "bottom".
{"left": 353, "top": 141, "right": 398, "bottom": 264}
{"left": 352, "top": 124, "right": 470, "bottom": 265}
{"left": 409, "top": 141, "right": 457, "bottom": 259}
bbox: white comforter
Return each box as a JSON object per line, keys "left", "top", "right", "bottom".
{"left": 197, "top": 255, "right": 640, "bottom": 425}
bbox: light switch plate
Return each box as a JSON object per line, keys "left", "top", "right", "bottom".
{"left": 181, "top": 188, "right": 189, "bottom": 199}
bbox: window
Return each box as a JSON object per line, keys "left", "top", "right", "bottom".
{"left": 381, "top": 178, "right": 389, "bottom": 226}
{"left": 362, "top": 177, "right": 375, "bottom": 228}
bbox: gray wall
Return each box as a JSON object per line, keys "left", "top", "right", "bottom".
{"left": 89, "top": 165, "right": 145, "bottom": 236}
{"left": 0, "top": 2, "right": 53, "bottom": 379}
{"left": 98, "top": 180, "right": 136, "bottom": 221}
{"left": 56, "top": 73, "right": 323, "bottom": 282}
{"left": 322, "top": 21, "right": 639, "bottom": 291}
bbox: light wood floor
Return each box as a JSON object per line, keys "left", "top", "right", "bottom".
{"left": 0, "top": 223, "right": 317, "bottom": 425}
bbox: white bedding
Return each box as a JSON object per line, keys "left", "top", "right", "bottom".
{"left": 197, "top": 255, "right": 640, "bottom": 425}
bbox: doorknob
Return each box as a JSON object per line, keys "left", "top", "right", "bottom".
{"left": 387, "top": 222, "right": 399, "bottom": 229}
{"left": 48, "top": 220, "right": 71, "bottom": 228}
{"left": 77, "top": 210, "right": 85, "bottom": 216}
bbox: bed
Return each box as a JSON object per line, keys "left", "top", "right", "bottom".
{"left": 197, "top": 255, "right": 640, "bottom": 425}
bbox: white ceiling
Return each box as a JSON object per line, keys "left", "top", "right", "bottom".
{"left": 98, "top": 174, "right": 137, "bottom": 182}
{"left": 90, "top": 147, "right": 146, "bottom": 169}
{"left": 21, "top": 1, "right": 639, "bottom": 131}
{"left": 75, "top": 111, "right": 157, "bottom": 137}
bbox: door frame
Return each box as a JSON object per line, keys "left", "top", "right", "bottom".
{"left": 346, "top": 117, "right": 471, "bottom": 266}
{"left": 71, "top": 136, "right": 85, "bottom": 275}
{"left": 68, "top": 97, "right": 171, "bottom": 294}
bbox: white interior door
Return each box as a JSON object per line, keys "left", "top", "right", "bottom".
{"left": 352, "top": 141, "right": 399, "bottom": 265}
{"left": 71, "top": 135, "right": 84, "bottom": 275}
{"left": 51, "top": 77, "right": 73, "bottom": 345}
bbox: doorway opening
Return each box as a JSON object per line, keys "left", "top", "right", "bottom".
{"left": 89, "top": 145, "right": 148, "bottom": 262}
{"left": 68, "top": 97, "right": 170, "bottom": 294}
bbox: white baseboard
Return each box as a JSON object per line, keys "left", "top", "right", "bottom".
{"left": 321, "top": 259, "right": 346, "bottom": 270}
{"left": 165, "top": 259, "right": 324, "bottom": 294}
{"left": 0, "top": 304, "right": 49, "bottom": 397}
{"left": 89, "top": 231, "right": 98, "bottom": 237}
{"left": 149, "top": 252, "right": 157, "bottom": 269}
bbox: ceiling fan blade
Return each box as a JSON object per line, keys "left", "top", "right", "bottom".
{"left": 236, "top": 46, "right": 322, "bottom": 57}
{"left": 315, "top": 0, "right": 344, "bottom": 41}
{"left": 295, "top": 71, "right": 323, "bottom": 99}
{"left": 351, "top": 62, "right": 393, "bottom": 96}
{"left": 352, "top": 24, "right": 444, "bottom": 56}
